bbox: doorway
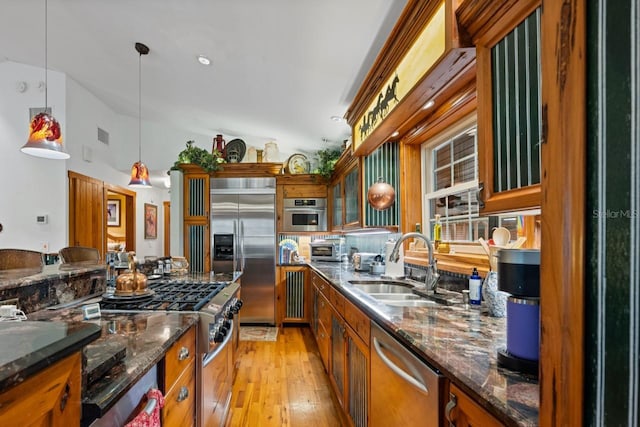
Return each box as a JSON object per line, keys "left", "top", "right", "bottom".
{"left": 68, "top": 171, "right": 136, "bottom": 259}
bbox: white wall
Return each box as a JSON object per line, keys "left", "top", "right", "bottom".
{"left": 0, "top": 61, "right": 210, "bottom": 259}
{"left": 0, "top": 61, "right": 67, "bottom": 253}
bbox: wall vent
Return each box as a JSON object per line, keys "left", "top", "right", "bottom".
{"left": 97, "top": 127, "right": 110, "bottom": 145}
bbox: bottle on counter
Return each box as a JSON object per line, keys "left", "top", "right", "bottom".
{"left": 469, "top": 267, "right": 482, "bottom": 305}
{"left": 164, "top": 257, "right": 172, "bottom": 275}
{"left": 433, "top": 214, "right": 442, "bottom": 250}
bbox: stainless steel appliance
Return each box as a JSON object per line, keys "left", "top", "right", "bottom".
{"left": 352, "top": 252, "right": 377, "bottom": 271}
{"left": 370, "top": 322, "right": 442, "bottom": 427}
{"left": 282, "top": 198, "right": 327, "bottom": 232}
{"left": 211, "top": 177, "right": 276, "bottom": 324}
{"left": 309, "top": 238, "right": 345, "bottom": 262}
{"left": 96, "top": 278, "right": 243, "bottom": 427}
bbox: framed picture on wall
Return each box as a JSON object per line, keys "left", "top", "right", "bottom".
{"left": 144, "top": 203, "right": 158, "bottom": 239}
{"left": 107, "top": 200, "right": 120, "bottom": 227}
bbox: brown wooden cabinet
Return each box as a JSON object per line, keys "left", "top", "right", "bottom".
{"left": 163, "top": 326, "right": 196, "bottom": 427}
{"left": 458, "top": 0, "right": 543, "bottom": 214}
{"left": 182, "top": 169, "right": 211, "bottom": 272}
{"left": 444, "top": 383, "right": 504, "bottom": 427}
{"left": 277, "top": 265, "right": 311, "bottom": 326}
{"left": 329, "top": 150, "right": 361, "bottom": 231}
{"left": 0, "top": 352, "right": 82, "bottom": 426}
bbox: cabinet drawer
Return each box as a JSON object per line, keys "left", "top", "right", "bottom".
{"left": 163, "top": 359, "right": 196, "bottom": 427}
{"left": 312, "top": 272, "right": 330, "bottom": 298}
{"left": 344, "top": 298, "right": 370, "bottom": 343}
{"left": 330, "top": 287, "right": 345, "bottom": 317}
{"left": 165, "top": 327, "right": 196, "bottom": 388}
{"left": 318, "top": 292, "right": 331, "bottom": 332}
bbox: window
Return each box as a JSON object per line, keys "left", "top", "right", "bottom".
{"left": 422, "top": 116, "right": 488, "bottom": 241}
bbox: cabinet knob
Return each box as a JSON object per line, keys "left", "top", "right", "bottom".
{"left": 59, "top": 383, "right": 71, "bottom": 412}
{"left": 445, "top": 392, "right": 458, "bottom": 427}
{"left": 177, "top": 386, "right": 189, "bottom": 402}
{"left": 178, "top": 347, "right": 190, "bottom": 361}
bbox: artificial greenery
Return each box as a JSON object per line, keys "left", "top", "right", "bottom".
{"left": 169, "top": 140, "right": 225, "bottom": 173}
{"left": 313, "top": 147, "right": 342, "bottom": 179}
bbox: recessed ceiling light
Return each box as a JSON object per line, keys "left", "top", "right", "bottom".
{"left": 330, "top": 115, "right": 345, "bottom": 122}
{"left": 391, "top": 131, "right": 400, "bottom": 137}
{"left": 422, "top": 100, "right": 435, "bottom": 110}
{"left": 197, "top": 55, "right": 211, "bottom": 66}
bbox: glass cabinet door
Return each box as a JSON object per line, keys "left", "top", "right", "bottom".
{"left": 332, "top": 182, "right": 342, "bottom": 227}
{"left": 344, "top": 166, "right": 359, "bottom": 225}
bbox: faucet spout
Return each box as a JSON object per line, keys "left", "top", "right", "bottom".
{"left": 388, "top": 232, "right": 440, "bottom": 292}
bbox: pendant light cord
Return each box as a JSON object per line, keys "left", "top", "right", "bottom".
{"left": 138, "top": 50, "right": 142, "bottom": 162}
{"left": 44, "top": 0, "right": 48, "bottom": 109}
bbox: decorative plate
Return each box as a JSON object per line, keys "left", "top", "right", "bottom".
{"left": 286, "top": 153, "right": 310, "bottom": 174}
{"left": 225, "top": 139, "right": 246, "bottom": 163}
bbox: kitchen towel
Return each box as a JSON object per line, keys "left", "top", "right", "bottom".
{"left": 125, "top": 388, "right": 165, "bottom": 427}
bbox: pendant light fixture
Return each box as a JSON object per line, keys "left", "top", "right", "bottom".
{"left": 20, "top": 0, "right": 69, "bottom": 159}
{"left": 128, "top": 42, "right": 152, "bottom": 188}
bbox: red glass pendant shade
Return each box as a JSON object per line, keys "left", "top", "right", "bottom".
{"left": 21, "top": 110, "right": 69, "bottom": 160}
{"left": 128, "top": 161, "right": 151, "bottom": 187}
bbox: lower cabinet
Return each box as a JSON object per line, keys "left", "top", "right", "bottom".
{"left": 277, "top": 265, "right": 310, "bottom": 325}
{"left": 445, "top": 383, "right": 504, "bottom": 427}
{"left": 163, "top": 326, "right": 197, "bottom": 427}
{"left": 0, "top": 352, "right": 82, "bottom": 426}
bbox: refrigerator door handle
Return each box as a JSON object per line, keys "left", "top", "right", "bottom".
{"left": 233, "top": 220, "right": 238, "bottom": 272}
{"left": 239, "top": 220, "right": 246, "bottom": 271}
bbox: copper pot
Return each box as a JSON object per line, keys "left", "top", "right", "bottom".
{"left": 115, "top": 253, "right": 148, "bottom": 295}
{"left": 367, "top": 177, "right": 395, "bottom": 211}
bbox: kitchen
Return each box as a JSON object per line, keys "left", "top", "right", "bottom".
{"left": 0, "top": 0, "right": 635, "bottom": 426}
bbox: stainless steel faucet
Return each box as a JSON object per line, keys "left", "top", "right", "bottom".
{"left": 388, "top": 232, "right": 440, "bottom": 292}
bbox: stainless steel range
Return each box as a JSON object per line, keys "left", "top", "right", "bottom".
{"left": 98, "top": 277, "right": 242, "bottom": 427}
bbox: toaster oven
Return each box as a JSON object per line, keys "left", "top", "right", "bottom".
{"left": 309, "top": 238, "right": 344, "bottom": 262}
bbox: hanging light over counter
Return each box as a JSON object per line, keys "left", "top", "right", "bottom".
{"left": 128, "top": 42, "right": 152, "bottom": 188}
{"left": 21, "top": 0, "right": 69, "bottom": 160}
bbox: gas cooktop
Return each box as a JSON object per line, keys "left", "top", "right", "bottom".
{"left": 100, "top": 280, "right": 228, "bottom": 311}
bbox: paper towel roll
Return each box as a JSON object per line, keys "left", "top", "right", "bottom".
{"left": 384, "top": 240, "right": 405, "bottom": 278}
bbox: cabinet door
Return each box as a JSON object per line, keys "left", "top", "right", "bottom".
{"left": 344, "top": 164, "right": 360, "bottom": 227}
{"left": 0, "top": 352, "right": 82, "bottom": 426}
{"left": 445, "top": 383, "right": 503, "bottom": 427}
{"left": 330, "top": 312, "right": 346, "bottom": 406}
{"left": 184, "top": 173, "right": 210, "bottom": 222}
{"left": 347, "top": 328, "right": 369, "bottom": 427}
{"left": 477, "top": 5, "right": 542, "bottom": 213}
{"left": 278, "top": 266, "right": 309, "bottom": 325}
{"left": 331, "top": 181, "right": 343, "bottom": 228}
{"left": 184, "top": 172, "right": 211, "bottom": 272}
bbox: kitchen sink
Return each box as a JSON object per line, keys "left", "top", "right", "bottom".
{"left": 384, "top": 300, "right": 437, "bottom": 307}
{"left": 348, "top": 281, "right": 415, "bottom": 294}
{"left": 371, "top": 293, "right": 423, "bottom": 300}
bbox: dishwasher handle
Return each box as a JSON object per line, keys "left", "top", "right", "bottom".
{"left": 373, "top": 336, "right": 428, "bottom": 393}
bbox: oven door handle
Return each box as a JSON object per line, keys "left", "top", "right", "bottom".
{"left": 203, "top": 321, "right": 234, "bottom": 367}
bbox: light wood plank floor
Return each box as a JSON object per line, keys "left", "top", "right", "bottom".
{"left": 227, "top": 326, "right": 344, "bottom": 427}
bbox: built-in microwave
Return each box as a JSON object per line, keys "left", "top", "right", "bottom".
{"left": 282, "top": 198, "right": 327, "bottom": 232}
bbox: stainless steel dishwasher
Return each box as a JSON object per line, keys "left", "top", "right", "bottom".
{"left": 370, "top": 322, "right": 442, "bottom": 427}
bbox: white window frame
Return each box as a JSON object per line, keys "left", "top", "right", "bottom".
{"left": 420, "top": 113, "right": 484, "bottom": 241}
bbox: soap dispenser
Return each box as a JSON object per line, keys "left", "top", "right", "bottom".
{"left": 469, "top": 267, "right": 482, "bottom": 305}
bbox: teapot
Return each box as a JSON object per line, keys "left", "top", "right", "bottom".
{"left": 115, "top": 252, "right": 148, "bottom": 295}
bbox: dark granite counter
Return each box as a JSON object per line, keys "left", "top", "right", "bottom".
{"left": 0, "top": 320, "right": 101, "bottom": 391}
{"left": 28, "top": 307, "right": 198, "bottom": 423}
{"left": 309, "top": 261, "right": 539, "bottom": 427}
{"left": 0, "top": 262, "right": 106, "bottom": 314}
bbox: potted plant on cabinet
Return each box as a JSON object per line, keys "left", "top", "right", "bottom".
{"left": 169, "top": 140, "right": 226, "bottom": 173}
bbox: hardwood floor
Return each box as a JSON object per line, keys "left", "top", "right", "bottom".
{"left": 227, "top": 326, "right": 344, "bottom": 427}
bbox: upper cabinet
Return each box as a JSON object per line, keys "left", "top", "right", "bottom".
{"left": 458, "top": 0, "right": 542, "bottom": 213}
{"left": 330, "top": 149, "right": 361, "bottom": 230}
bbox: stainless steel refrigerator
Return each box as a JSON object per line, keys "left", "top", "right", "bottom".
{"left": 211, "top": 177, "right": 276, "bottom": 324}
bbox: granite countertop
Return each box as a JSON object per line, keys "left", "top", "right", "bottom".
{"left": 0, "top": 262, "right": 105, "bottom": 290}
{"left": 309, "top": 261, "right": 539, "bottom": 427}
{"left": 0, "top": 320, "right": 101, "bottom": 391}
{"left": 28, "top": 307, "right": 198, "bottom": 423}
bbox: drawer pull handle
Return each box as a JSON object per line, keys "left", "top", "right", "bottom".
{"left": 177, "top": 386, "right": 189, "bottom": 402}
{"left": 178, "top": 347, "right": 190, "bottom": 361}
{"left": 445, "top": 392, "right": 457, "bottom": 426}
